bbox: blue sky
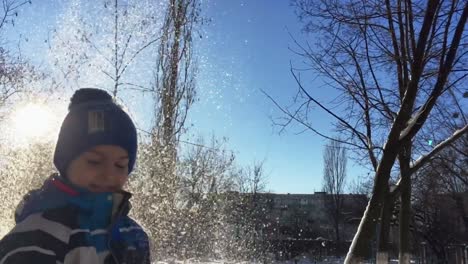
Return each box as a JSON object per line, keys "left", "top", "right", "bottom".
{"left": 184, "top": 0, "right": 369, "bottom": 193}
{"left": 4, "top": 0, "right": 369, "bottom": 194}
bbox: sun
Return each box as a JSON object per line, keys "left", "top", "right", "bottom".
{"left": 11, "top": 103, "right": 55, "bottom": 141}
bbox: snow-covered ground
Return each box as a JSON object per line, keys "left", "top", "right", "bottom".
{"left": 153, "top": 257, "right": 345, "bottom": 264}
{"left": 152, "top": 258, "right": 415, "bottom": 264}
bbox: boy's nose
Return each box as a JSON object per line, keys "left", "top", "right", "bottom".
{"left": 89, "top": 183, "right": 117, "bottom": 192}
{"left": 102, "top": 163, "right": 118, "bottom": 180}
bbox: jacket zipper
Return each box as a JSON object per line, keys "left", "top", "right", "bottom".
{"left": 107, "top": 193, "right": 131, "bottom": 264}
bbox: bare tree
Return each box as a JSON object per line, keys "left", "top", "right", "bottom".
{"left": 171, "top": 135, "right": 237, "bottom": 259}
{"left": 179, "top": 135, "right": 236, "bottom": 208}
{"left": 0, "top": 0, "right": 34, "bottom": 120}
{"left": 411, "top": 144, "right": 468, "bottom": 263}
{"left": 322, "top": 139, "right": 347, "bottom": 243}
{"left": 49, "top": 0, "right": 161, "bottom": 96}
{"left": 266, "top": 0, "right": 468, "bottom": 262}
{"left": 136, "top": 0, "right": 200, "bottom": 218}
{"left": 127, "top": 0, "right": 201, "bottom": 260}
{"left": 225, "top": 161, "right": 272, "bottom": 262}
{"left": 0, "top": 50, "right": 40, "bottom": 122}
{"left": 236, "top": 161, "right": 267, "bottom": 194}
{"left": 151, "top": 0, "right": 200, "bottom": 160}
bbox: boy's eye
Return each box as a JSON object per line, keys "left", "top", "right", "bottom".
{"left": 116, "top": 163, "right": 128, "bottom": 169}
{"left": 87, "top": 160, "right": 101, "bottom": 165}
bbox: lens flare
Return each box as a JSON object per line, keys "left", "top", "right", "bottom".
{"left": 11, "top": 103, "right": 55, "bottom": 142}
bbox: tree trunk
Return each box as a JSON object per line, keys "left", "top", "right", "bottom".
{"left": 161, "top": 0, "right": 182, "bottom": 154}
{"left": 335, "top": 220, "right": 340, "bottom": 244}
{"left": 453, "top": 194, "right": 468, "bottom": 239}
{"left": 345, "top": 143, "right": 399, "bottom": 263}
{"left": 162, "top": 1, "right": 180, "bottom": 148}
{"left": 334, "top": 202, "right": 341, "bottom": 244}
{"left": 399, "top": 145, "right": 412, "bottom": 264}
{"left": 377, "top": 190, "right": 394, "bottom": 264}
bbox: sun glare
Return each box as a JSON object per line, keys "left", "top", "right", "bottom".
{"left": 11, "top": 103, "right": 55, "bottom": 142}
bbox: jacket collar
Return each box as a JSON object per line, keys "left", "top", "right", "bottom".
{"left": 15, "top": 173, "right": 132, "bottom": 226}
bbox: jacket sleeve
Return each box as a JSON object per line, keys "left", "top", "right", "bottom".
{"left": 137, "top": 236, "right": 151, "bottom": 264}
{"left": 113, "top": 218, "right": 151, "bottom": 264}
{"left": 0, "top": 218, "right": 66, "bottom": 264}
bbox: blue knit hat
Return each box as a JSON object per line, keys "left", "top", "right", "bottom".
{"left": 53, "top": 88, "right": 137, "bottom": 177}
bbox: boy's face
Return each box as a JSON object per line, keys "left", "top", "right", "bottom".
{"left": 66, "top": 145, "right": 129, "bottom": 193}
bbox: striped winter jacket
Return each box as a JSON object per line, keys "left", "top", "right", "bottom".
{"left": 0, "top": 174, "right": 150, "bottom": 264}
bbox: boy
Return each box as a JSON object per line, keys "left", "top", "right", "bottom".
{"left": 0, "top": 88, "right": 150, "bottom": 263}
